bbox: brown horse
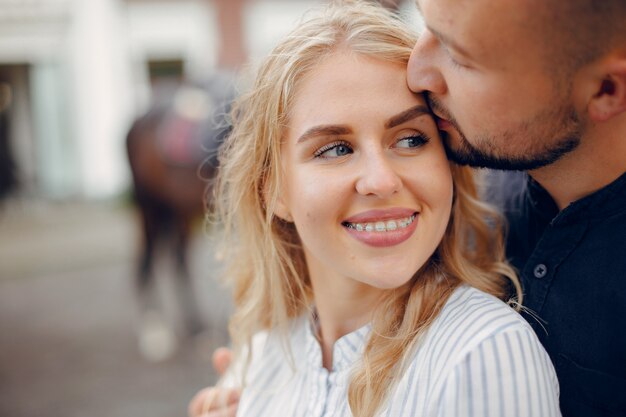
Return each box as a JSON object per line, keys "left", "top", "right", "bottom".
{"left": 126, "top": 77, "right": 233, "bottom": 355}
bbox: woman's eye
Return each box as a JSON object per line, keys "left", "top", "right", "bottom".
{"left": 395, "top": 134, "right": 429, "bottom": 149}
{"left": 314, "top": 142, "right": 353, "bottom": 159}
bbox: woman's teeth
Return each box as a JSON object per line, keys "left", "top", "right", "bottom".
{"left": 344, "top": 214, "right": 416, "bottom": 232}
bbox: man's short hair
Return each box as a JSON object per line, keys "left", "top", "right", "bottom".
{"left": 538, "top": 0, "right": 626, "bottom": 72}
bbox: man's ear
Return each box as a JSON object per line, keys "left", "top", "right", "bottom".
{"left": 587, "top": 55, "right": 626, "bottom": 122}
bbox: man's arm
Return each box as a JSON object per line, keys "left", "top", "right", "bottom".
{"left": 188, "top": 348, "right": 240, "bottom": 417}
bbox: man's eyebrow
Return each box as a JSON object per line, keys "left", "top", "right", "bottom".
{"left": 414, "top": 2, "right": 472, "bottom": 59}
{"left": 428, "top": 26, "right": 472, "bottom": 59}
{"left": 385, "top": 105, "right": 431, "bottom": 129}
{"left": 296, "top": 125, "right": 352, "bottom": 143}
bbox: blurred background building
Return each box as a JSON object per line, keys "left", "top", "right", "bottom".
{"left": 0, "top": 1, "right": 418, "bottom": 416}
{"left": 0, "top": 0, "right": 418, "bottom": 199}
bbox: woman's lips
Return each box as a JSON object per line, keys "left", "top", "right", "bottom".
{"left": 343, "top": 208, "right": 416, "bottom": 223}
{"left": 342, "top": 209, "right": 419, "bottom": 248}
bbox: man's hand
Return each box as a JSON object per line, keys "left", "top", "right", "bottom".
{"left": 188, "top": 386, "right": 239, "bottom": 417}
{"left": 188, "top": 348, "right": 239, "bottom": 417}
{"left": 211, "top": 347, "right": 233, "bottom": 376}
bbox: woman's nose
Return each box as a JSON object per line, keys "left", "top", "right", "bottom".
{"left": 355, "top": 152, "right": 402, "bottom": 199}
{"left": 407, "top": 29, "right": 447, "bottom": 96}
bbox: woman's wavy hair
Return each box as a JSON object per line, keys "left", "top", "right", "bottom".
{"left": 212, "top": 1, "right": 522, "bottom": 416}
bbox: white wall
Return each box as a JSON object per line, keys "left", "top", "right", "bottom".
{"left": 125, "top": 0, "right": 217, "bottom": 113}
{"left": 66, "top": 0, "right": 132, "bottom": 198}
{"left": 243, "top": 0, "right": 320, "bottom": 63}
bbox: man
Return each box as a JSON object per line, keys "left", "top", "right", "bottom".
{"left": 190, "top": 1, "right": 626, "bottom": 416}
{"left": 408, "top": 0, "right": 626, "bottom": 416}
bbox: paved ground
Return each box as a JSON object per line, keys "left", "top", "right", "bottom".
{"left": 0, "top": 199, "right": 233, "bottom": 417}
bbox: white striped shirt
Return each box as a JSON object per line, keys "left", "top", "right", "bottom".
{"left": 232, "top": 285, "right": 561, "bottom": 417}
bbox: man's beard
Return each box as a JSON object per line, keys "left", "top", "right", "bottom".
{"left": 427, "top": 94, "right": 582, "bottom": 171}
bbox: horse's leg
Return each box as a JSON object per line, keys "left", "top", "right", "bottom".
{"left": 136, "top": 196, "right": 158, "bottom": 309}
{"left": 174, "top": 213, "right": 204, "bottom": 336}
{"left": 136, "top": 197, "right": 178, "bottom": 360}
{"left": 174, "top": 214, "right": 190, "bottom": 278}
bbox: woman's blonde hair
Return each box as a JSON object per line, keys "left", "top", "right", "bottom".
{"left": 212, "top": 1, "right": 522, "bottom": 416}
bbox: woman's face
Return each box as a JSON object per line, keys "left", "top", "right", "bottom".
{"left": 275, "top": 51, "right": 453, "bottom": 291}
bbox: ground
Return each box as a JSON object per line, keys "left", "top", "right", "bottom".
{"left": 0, "top": 199, "right": 232, "bottom": 417}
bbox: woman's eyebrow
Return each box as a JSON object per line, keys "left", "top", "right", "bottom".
{"left": 297, "top": 125, "right": 352, "bottom": 144}
{"left": 385, "top": 104, "right": 431, "bottom": 129}
{"left": 296, "top": 105, "right": 430, "bottom": 143}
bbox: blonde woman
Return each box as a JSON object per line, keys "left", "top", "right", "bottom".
{"left": 194, "top": 2, "right": 560, "bottom": 416}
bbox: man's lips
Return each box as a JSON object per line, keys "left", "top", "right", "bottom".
{"left": 434, "top": 115, "right": 452, "bottom": 130}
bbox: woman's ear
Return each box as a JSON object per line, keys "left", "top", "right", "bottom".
{"left": 263, "top": 178, "right": 293, "bottom": 222}
{"left": 272, "top": 196, "right": 293, "bottom": 222}
{"left": 587, "top": 55, "right": 626, "bottom": 122}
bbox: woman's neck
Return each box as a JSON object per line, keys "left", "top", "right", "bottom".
{"left": 310, "top": 273, "right": 382, "bottom": 370}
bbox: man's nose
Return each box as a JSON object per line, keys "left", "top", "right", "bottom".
{"left": 355, "top": 152, "right": 402, "bottom": 199}
{"left": 407, "top": 29, "right": 447, "bottom": 95}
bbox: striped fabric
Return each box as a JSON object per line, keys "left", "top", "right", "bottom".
{"left": 231, "top": 285, "right": 561, "bottom": 417}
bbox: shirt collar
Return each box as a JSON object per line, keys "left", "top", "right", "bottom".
{"left": 303, "top": 313, "right": 371, "bottom": 373}
{"left": 526, "top": 175, "right": 559, "bottom": 221}
{"left": 527, "top": 171, "right": 626, "bottom": 225}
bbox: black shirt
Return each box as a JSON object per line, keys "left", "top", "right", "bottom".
{"left": 485, "top": 170, "right": 626, "bottom": 417}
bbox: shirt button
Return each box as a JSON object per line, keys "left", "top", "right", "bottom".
{"left": 533, "top": 263, "right": 548, "bottom": 279}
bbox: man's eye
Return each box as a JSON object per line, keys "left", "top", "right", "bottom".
{"left": 442, "top": 46, "right": 470, "bottom": 69}
{"left": 314, "top": 142, "right": 353, "bottom": 158}
{"left": 447, "top": 52, "right": 471, "bottom": 70}
{"left": 395, "top": 134, "right": 429, "bottom": 149}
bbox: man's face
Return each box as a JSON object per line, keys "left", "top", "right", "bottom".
{"left": 408, "top": 0, "right": 583, "bottom": 170}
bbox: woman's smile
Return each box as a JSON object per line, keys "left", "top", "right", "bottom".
{"left": 342, "top": 208, "right": 418, "bottom": 247}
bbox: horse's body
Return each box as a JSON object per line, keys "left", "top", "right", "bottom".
{"left": 126, "top": 77, "right": 232, "bottom": 354}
